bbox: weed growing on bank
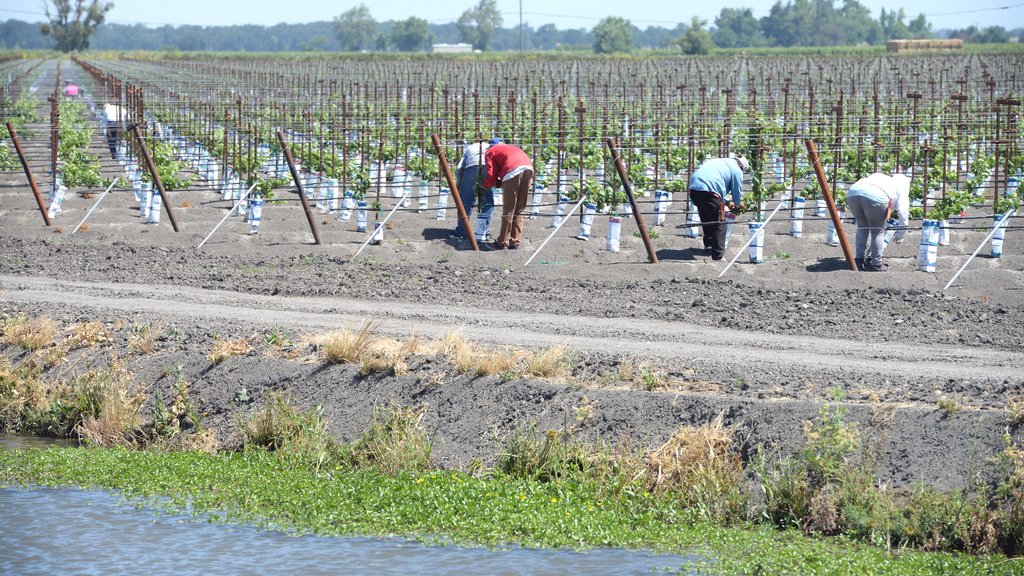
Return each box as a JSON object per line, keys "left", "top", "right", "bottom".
{"left": 242, "top": 393, "right": 334, "bottom": 471}
{"left": 755, "top": 394, "right": 1024, "bottom": 556}
{"left": 0, "top": 355, "right": 142, "bottom": 441}
{"left": 1008, "top": 398, "right": 1024, "bottom": 427}
{"left": 75, "top": 359, "right": 145, "bottom": 447}
{"left": 344, "top": 404, "right": 432, "bottom": 474}
{"left": 127, "top": 323, "right": 159, "bottom": 354}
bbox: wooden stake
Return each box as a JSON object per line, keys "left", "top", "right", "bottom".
{"left": 6, "top": 121, "right": 52, "bottom": 226}
{"left": 276, "top": 131, "right": 323, "bottom": 245}
{"left": 805, "top": 139, "right": 857, "bottom": 271}
{"left": 128, "top": 123, "right": 181, "bottom": 232}
{"left": 606, "top": 137, "right": 658, "bottom": 264}
{"left": 430, "top": 134, "right": 478, "bottom": 251}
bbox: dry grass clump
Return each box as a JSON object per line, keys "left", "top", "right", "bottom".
{"left": 315, "top": 324, "right": 426, "bottom": 376}
{"left": 526, "top": 346, "right": 569, "bottom": 378}
{"left": 0, "top": 359, "right": 47, "bottom": 432}
{"left": 68, "top": 321, "right": 110, "bottom": 349}
{"left": 1, "top": 315, "right": 58, "bottom": 351}
{"left": 437, "top": 330, "right": 525, "bottom": 377}
{"left": 647, "top": 413, "right": 746, "bottom": 520}
{"left": 208, "top": 338, "right": 253, "bottom": 365}
{"left": 127, "top": 323, "right": 159, "bottom": 354}
{"left": 441, "top": 330, "right": 475, "bottom": 372}
{"left": 475, "top": 348, "right": 524, "bottom": 377}
{"left": 77, "top": 376, "right": 145, "bottom": 447}
{"left": 314, "top": 325, "right": 564, "bottom": 382}
{"left": 360, "top": 353, "right": 402, "bottom": 376}
{"left": 358, "top": 336, "right": 417, "bottom": 376}
{"left": 319, "top": 321, "right": 378, "bottom": 364}
{"left": 69, "top": 359, "right": 144, "bottom": 446}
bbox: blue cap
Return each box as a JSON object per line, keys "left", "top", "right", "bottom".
{"left": 489, "top": 137, "right": 503, "bottom": 145}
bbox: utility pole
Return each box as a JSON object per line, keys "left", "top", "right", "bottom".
{"left": 519, "top": 0, "right": 523, "bottom": 52}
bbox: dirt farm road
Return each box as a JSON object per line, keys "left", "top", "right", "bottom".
{"left": 2, "top": 274, "right": 1017, "bottom": 388}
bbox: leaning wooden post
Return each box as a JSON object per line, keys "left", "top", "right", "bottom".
{"left": 606, "top": 137, "right": 658, "bottom": 264}
{"left": 430, "top": 134, "right": 478, "bottom": 251}
{"left": 276, "top": 130, "right": 322, "bottom": 245}
{"left": 128, "top": 123, "right": 181, "bottom": 232}
{"left": 6, "top": 122, "right": 52, "bottom": 226}
{"left": 805, "top": 138, "right": 857, "bottom": 271}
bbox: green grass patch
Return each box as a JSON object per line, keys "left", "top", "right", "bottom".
{"left": 0, "top": 447, "right": 1018, "bottom": 575}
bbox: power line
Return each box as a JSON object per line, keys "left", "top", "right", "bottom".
{"left": 0, "top": 8, "right": 46, "bottom": 18}
{"left": 923, "top": 3, "right": 1024, "bottom": 17}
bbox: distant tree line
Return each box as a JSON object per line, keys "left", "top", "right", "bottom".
{"left": 0, "top": 0, "right": 1020, "bottom": 53}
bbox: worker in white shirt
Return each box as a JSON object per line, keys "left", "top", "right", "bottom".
{"left": 846, "top": 173, "right": 910, "bottom": 272}
{"left": 102, "top": 103, "right": 124, "bottom": 158}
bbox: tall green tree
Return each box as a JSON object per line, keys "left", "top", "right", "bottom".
{"left": 679, "top": 17, "right": 714, "bottom": 55}
{"left": 879, "top": 8, "right": 910, "bottom": 40}
{"left": 906, "top": 13, "right": 932, "bottom": 39}
{"left": 713, "top": 8, "right": 767, "bottom": 48}
{"left": 592, "top": 16, "right": 633, "bottom": 54}
{"left": 760, "top": 0, "right": 814, "bottom": 46}
{"left": 333, "top": 4, "right": 376, "bottom": 51}
{"left": 390, "top": 17, "right": 433, "bottom": 52}
{"left": 762, "top": 0, "right": 907, "bottom": 46}
{"left": 457, "top": 0, "right": 502, "bottom": 51}
{"left": 839, "top": 0, "right": 883, "bottom": 45}
{"left": 40, "top": 0, "right": 113, "bottom": 52}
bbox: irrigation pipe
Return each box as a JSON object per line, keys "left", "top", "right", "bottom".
{"left": 943, "top": 209, "right": 1016, "bottom": 290}
{"left": 70, "top": 179, "right": 118, "bottom": 235}
{"left": 350, "top": 189, "right": 412, "bottom": 261}
{"left": 196, "top": 182, "right": 258, "bottom": 249}
{"left": 718, "top": 199, "right": 787, "bottom": 279}
{"left": 524, "top": 195, "right": 588, "bottom": 267}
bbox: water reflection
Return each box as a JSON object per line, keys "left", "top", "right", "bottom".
{"left": 0, "top": 488, "right": 696, "bottom": 575}
{"left": 0, "top": 434, "right": 79, "bottom": 450}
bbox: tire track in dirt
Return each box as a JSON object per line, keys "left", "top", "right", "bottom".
{"left": 2, "top": 274, "right": 1017, "bottom": 386}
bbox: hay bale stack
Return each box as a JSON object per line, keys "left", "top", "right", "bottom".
{"left": 886, "top": 39, "right": 964, "bottom": 53}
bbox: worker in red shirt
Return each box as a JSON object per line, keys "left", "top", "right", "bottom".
{"left": 63, "top": 80, "right": 79, "bottom": 97}
{"left": 482, "top": 139, "right": 534, "bottom": 250}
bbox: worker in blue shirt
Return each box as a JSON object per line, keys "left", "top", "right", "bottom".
{"left": 688, "top": 155, "right": 748, "bottom": 260}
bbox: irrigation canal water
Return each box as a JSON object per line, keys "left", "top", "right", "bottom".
{"left": 1, "top": 435, "right": 697, "bottom": 575}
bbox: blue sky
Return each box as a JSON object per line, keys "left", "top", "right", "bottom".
{"left": 1, "top": 0, "right": 1019, "bottom": 30}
